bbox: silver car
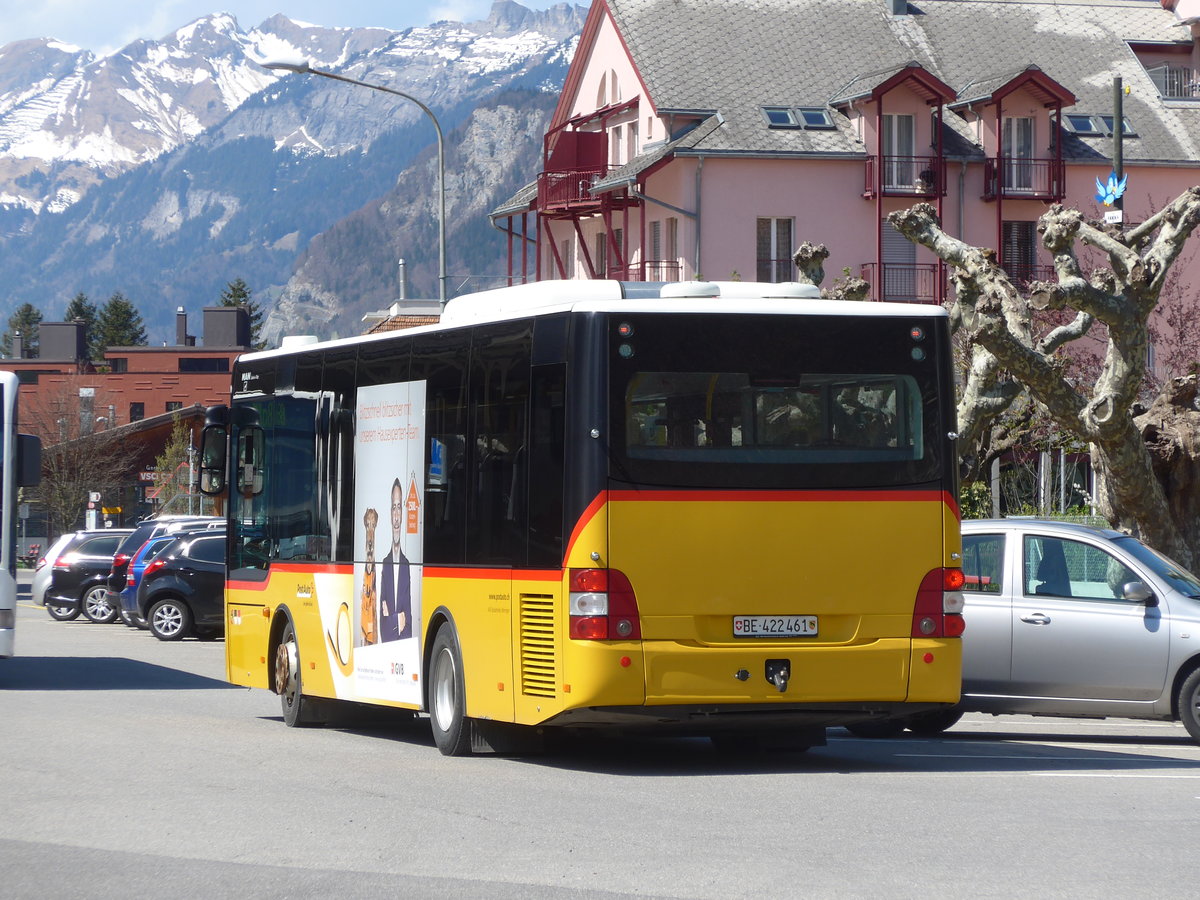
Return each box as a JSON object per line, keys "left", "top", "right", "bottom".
{"left": 850, "top": 518, "right": 1200, "bottom": 743}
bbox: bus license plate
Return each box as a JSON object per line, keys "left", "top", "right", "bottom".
{"left": 732, "top": 615, "right": 818, "bottom": 638}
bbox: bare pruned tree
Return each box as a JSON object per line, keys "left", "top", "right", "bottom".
{"left": 881, "top": 189, "right": 1200, "bottom": 566}
{"left": 21, "top": 384, "right": 139, "bottom": 536}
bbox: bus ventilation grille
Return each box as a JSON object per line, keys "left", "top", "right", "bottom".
{"left": 520, "top": 594, "right": 557, "bottom": 698}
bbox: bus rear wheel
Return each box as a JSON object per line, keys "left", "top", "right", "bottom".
{"left": 429, "top": 626, "right": 472, "bottom": 756}
{"left": 276, "top": 620, "right": 323, "bottom": 727}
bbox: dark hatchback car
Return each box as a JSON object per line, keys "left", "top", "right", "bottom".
{"left": 45, "top": 529, "right": 134, "bottom": 622}
{"left": 136, "top": 531, "right": 226, "bottom": 641}
{"left": 107, "top": 515, "right": 222, "bottom": 625}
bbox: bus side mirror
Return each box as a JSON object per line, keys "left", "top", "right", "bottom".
{"left": 16, "top": 433, "right": 41, "bottom": 487}
{"left": 198, "top": 425, "right": 227, "bottom": 495}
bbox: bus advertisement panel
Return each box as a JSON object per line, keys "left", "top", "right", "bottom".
{"left": 203, "top": 280, "right": 963, "bottom": 754}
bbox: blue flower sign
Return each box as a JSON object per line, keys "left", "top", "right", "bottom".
{"left": 1095, "top": 171, "right": 1127, "bottom": 207}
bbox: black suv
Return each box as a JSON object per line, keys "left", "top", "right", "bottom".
{"left": 107, "top": 515, "right": 222, "bottom": 625}
{"left": 45, "top": 529, "right": 134, "bottom": 623}
{"left": 136, "top": 531, "right": 226, "bottom": 641}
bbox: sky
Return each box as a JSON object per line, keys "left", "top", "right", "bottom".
{"left": 0, "top": 1, "right": 571, "bottom": 56}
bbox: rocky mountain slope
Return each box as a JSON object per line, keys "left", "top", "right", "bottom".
{"left": 0, "top": 1, "right": 585, "bottom": 344}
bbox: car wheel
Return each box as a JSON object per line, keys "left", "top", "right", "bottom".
{"left": 148, "top": 597, "right": 192, "bottom": 641}
{"left": 81, "top": 586, "right": 118, "bottom": 624}
{"left": 47, "top": 601, "right": 80, "bottom": 621}
{"left": 276, "top": 620, "right": 324, "bottom": 727}
{"left": 845, "top": 719, "right": 908, "bottom": 738}
{"left": 1178, "top": 667, "right": 1200, "bottom": 744}
{"left": 905, "top": 708, "right": 964, "bottom": 736}
{"left": 429, "top": 625, "right": 472, "bottom": 756}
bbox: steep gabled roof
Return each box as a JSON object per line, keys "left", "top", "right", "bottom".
{"left": 599, "top": 0, "right": 1200, "bottom": 163}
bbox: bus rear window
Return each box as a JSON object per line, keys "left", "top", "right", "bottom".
{"left": 626, "top": 372, "right": 924, "bottom": 464}
{"left": 607, "top": 313, "right": 946, "bottom": 490}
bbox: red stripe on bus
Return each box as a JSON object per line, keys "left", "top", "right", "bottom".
{"left": 229, "top": 563, "right": 563, "bottom": 592}
{"left": 425, "top": 567, "right": 562, "bottom": 581}
{"left": 607, "top": 488, "right": 960, "bottom": 518}
{"left": 563, "top": 490, "right": 610, "bottom": 564}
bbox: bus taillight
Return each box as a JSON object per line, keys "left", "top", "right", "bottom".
{"left": 568, "top": 568, "right": 642, "bottom": 641}
{"left": 912, "top": 568, "right": 965, "bottom": 638}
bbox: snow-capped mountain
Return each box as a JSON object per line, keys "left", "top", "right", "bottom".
{"left": 0, "top": 1, "right": 585, "bottom": 341}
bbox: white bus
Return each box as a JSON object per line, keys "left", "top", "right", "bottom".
{"left": 1, "top": 371, "right": 42, "bottom": 658}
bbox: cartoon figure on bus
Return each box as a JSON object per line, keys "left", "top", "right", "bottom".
{"left": 360, "top": 507, "right": 379, "bottom": 645}
{"left": 379, "top": 477, "right": 412, "bottom": 641}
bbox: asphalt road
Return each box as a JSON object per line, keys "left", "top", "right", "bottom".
{"left": 3, "top": 570, "right": 1199, "bottom": 899}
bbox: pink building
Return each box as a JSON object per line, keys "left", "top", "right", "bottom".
{"left": 493, "top": 0, "right": 1200, "bottom": 367}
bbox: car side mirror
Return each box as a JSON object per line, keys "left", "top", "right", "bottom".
{"left": 1122, "top": 581, "right": 1157, "bottom": 606}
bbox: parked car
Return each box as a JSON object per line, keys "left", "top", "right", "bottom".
{"left": 44, "top": 529, "right": 135, "bottom": 623}
{"left": 136, "top": 530, "right": 226, "bottom": 641}
{"left": 849, "top": 519, "right": 1200, "bottom": 744}
{"left": 31, "top": 532, "right": 77, "bottom": 608}
{"left": 107, "top": 515, "right": 222, "bottom": 625}
{"left": 116, "top": 532, "right": 188, "bottom": 628}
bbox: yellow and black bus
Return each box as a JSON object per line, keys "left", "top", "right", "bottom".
{"left": 200, "top": 279, "right": 964, "bottom": 754}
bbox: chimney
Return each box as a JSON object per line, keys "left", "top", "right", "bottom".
{"left": 12, "top": 330, "right": 23, "bottom": 359}
{"left": 176, "top": 307, "right": 194, "bottom": 346}
{"left": 892, "top": 0, "right": 909, "bottom": 13}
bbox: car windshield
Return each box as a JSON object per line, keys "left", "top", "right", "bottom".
{"left": 1113, "top": 536, "right": 1200, "bottom": 598}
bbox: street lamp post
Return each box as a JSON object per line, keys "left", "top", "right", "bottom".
{"left": 259, "top": 58, "right": 448, "bottom": 307}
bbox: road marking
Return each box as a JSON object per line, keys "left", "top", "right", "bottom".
{"left": 895, "top": 754, "right": 1155, "bottom": 761}
{"left": 1031, "top": 773, "right": 1200, "bottom": 778}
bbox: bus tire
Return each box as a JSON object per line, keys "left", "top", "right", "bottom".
{"left": 81, "top": 585, "right": 118, "bottom": 624}
{"left": 276, "top": 620, "right": 323, "bottom": 727}
{"left": 429, "top": 625, "right": 472, "bottom": 756}
{"left": 1178, "top": 666, "right": 1200, "bottom": 744}
{"left": 47, "top": 601, "right": 80, "bottom": 621}
{"left": 906, "top": 707, "right": 963, "bottom": 736}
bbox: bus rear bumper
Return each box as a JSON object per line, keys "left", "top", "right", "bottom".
{"left": 536, "top": 700, "right": 955, "bottom": 733}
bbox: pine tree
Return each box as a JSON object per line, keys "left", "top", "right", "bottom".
{"left": 1, "top": 303, "right": 43, "bottom": 358}
{"left": 93, "top": 292, "right": 147, "bottom": 356}
{"left": 219, "top": 277, "right": 266, "bottom": 350}
{"left": 63, "top": 292, "right": 100, "bottom": 359}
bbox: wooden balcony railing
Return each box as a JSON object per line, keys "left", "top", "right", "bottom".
{"left": 983, "top": 158, "right": 1065, "bottom": 201}
{"left": 537, "top": 166, "right": 609, "bottom": 210}
{"left": 864, "top": 156, "right": 945, "bottom": 198}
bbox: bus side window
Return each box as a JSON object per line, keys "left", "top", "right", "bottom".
{"left": 237, "top": 426, "right": 264, "bottom": 496}
{"left": 412, "top": 330, "right": 470, "bottom": 564}
{"left": 528, "top": 363, "right": 566, "bottom": 567}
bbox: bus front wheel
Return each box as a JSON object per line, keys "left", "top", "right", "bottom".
{"left": 429, "top": 626, "right": 472, "bottom": 756}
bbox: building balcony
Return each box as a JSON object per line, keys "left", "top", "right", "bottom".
{"left": 983, "top": 158, "right": 1065, "bottom": 201}
{"left": 536, "top": 166, "right": 610, "bottom": 211}
{"left": 606, "top": 260, "right": 683, "bottom": 282}
{"left": 863, "top": 156, "right": 945, "bottom": 199}
{"left": 860, "top": 263, "right": 945, "bottom": 304}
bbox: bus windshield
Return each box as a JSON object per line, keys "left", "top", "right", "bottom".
{"left": 610, "top": 313, "right": 944, "bottom": 489}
